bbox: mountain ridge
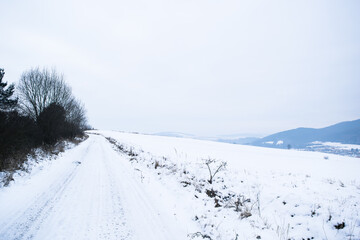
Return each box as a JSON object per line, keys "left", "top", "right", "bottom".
{"left": 251, "top": 119, "right": 360, "bottom": 148}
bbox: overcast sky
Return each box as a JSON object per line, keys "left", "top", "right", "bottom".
{"left": 1, "top": 0, "right": 359, "bottom": 136}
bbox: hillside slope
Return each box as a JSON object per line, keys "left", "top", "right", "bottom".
{"left": 251, "top": 119, "right": 360, "bottom": 149}
{"left": 96, "top": 131, "right": 360, "bottom": 240}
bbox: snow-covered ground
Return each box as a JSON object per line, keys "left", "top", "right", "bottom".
{"left": 310, "top": 141, "right": 360, "bottom": 151}
{"left": 1, "top": 131, "right": 359, "bottom": 240}
{"left": 306, "top": 141, "right": 360, "bottom": 158}
{"left": 0, "top": 134, "right": 197, "bottom": 240}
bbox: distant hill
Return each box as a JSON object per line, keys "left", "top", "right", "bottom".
{"left": 217, "top": 137, "right": 260, "bottom": 145}
{"left": 152, "top": 132, "right": 261, "bottom": 144}
{"left": 152, "top": 132, "right": 195, "bottom": 138}
{"left": 250, "top": 119, "right": 360, "bottom": 149}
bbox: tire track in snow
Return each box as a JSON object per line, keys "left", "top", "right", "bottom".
{"left": 0, "top": 163, "right": 79, "bottom": 240}
{"left": 0, "top": 140, "right": 93, "bottom": 240}
{"left": 0, "top": 134, "right": 188, "bottom": 240}
{"left": 99, "top": 135, "right": 187, "bottom": 240}
{"left": 93, "top": 141, "right": 131, "bottom": 240}
{"left": 30, "top": 136, "right": 131, "bottom": 240}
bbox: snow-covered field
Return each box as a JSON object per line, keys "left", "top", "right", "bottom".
{"left": 1, "top": 131, "right": 359, "bottom": 240}
{"left": 305, "top": 141, "right": 360, "bottom": 158}
{"left": 311, "top": 141, "right": 360, "bottom": 151}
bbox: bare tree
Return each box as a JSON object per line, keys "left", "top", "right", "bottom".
{"left": 18, "top": 67, "right": 73, "bottom": 120}
{"left": 65, "top": 98, "right": 88, "bottom": 135}
{"left": 17, "top": 67, "right": 88, "bottom": 134}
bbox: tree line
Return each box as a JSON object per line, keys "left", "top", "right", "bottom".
{"left": 0, "top": 67, "right": 89, "bottom": 171}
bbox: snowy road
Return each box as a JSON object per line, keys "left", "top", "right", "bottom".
{"left": 0, "top": 134, "right": 188, "bottom": 240}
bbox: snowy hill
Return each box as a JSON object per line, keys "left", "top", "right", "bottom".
{"left": 96, "top": 131, "right": 360, "bottom": 239}
{"left": 250, "top": 119, "right": 360, "bottom": 155}
{"left": 153, "top": 132, "right": 196, "bottom": 138}
{"left": 217, "top": 136, "right": 260, "bottom": 145}
{"left": 1, "top": 131, "right": 359, "bottom": 240}
{"left": 153, "top": 132, "right": 261, "bottom": 145}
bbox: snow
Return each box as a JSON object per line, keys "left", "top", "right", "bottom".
{"left": 1, "top": 131, "right": 360, "bottom": 240}
{"left": 97, "top": 131, "right": 360, "bottom": 181}
{"left": 276, "top": 140, "right": 284, "bottom": 145}
{"left": 312, "top": 141, "right": 360, "bottom": 150}
{"left": 0, "top": 135, "right": 195, "bottom": 239}
{"left": 94, "top": 131, "right": 360, "bottom": 239}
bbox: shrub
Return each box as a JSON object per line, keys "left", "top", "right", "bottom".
{"left": 0, "top": 111, "right": 41, "bottom": 171}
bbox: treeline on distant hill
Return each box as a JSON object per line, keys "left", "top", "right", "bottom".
{"left": 0, "top": 67, "right": 89, "bottom": 171}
